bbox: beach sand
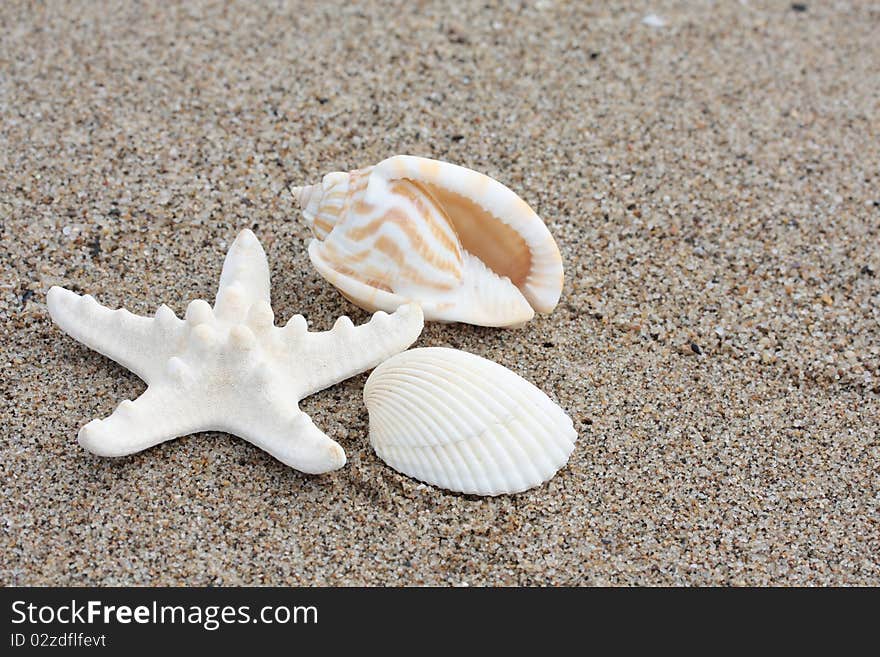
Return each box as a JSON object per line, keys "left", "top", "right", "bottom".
{"left": 1, "top": 1, "right": 878, "bottom": 585}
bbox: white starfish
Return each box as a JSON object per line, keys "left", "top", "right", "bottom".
{"left": 47, "top": 229, "right": 424, "bottom": 474}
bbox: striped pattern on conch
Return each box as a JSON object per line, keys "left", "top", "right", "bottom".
{"left": 376, "top": 156, "right": 564, "bottom": 314}
{"left": 292, "top": 155, "right": 563, "bottom": 327}
{"left": 298, "top": 165, "right": 470, "bottom": 301}
{"left": 363, "top": 347, "right": 577, "bottom": 496}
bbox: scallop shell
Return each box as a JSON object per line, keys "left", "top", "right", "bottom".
{"left": 292, "top": 155, "right": 564, "bottom": 328}
{"left": 363, "top": 347, "right": 577, "bottom": 495}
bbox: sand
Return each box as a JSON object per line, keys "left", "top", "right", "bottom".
{"left": 1, "top": 1, "right": 878, "bottom": 585}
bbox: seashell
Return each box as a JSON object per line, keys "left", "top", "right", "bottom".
{"left": 292, "top": 155, "right": 564, "bottom": 327}
{"left": 363, "top": 347, "right": 577, "bottom": 495}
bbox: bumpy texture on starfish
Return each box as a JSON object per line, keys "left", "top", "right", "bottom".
{"left": 47, "top": 229, "right": 424, "bottom": 474}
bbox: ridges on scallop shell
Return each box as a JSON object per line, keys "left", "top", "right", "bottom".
{"left": 363, "top": 347, "right": 577, "bottom": 495}
{"left": 292, "top": 155, "right": 564, "bottom": 328}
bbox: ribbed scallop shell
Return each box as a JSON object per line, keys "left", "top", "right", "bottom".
{"left": 292, "top": 155, "right": 564, "bottom": 328}
{"left": 363, "top": 347, "right": 577, "bottom": 495}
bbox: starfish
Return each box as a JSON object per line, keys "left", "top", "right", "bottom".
{"left": 47, "top": 229, "right": 424, "bottom": 474}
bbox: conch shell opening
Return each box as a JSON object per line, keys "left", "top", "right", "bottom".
{"left": 416, "top": 182, "right": 532, "bottom": 290}
{"left": 292, "top": 155, "right": 564, "bottom": 327}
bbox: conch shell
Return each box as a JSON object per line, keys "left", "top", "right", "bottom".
{"left": 292, "top": 155, "right": 564, "bottom": 327}
{"left": 364, "top": 347, "right": 577, "bottom": 495}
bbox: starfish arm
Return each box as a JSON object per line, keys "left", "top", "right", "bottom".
{"left": 77, "top": 385, "right": 207, "bottom": 457}
{"left": 225, "top": 407, "right": 346, "bottom": 474}
{"left": 288, "top": 303, "right": 424, "bottom": 398}
{"left": 47, "top": 286, "right": 184, "bottom": 384}
{"left": 214, "top": 229, "right": 271, "bottom": 321}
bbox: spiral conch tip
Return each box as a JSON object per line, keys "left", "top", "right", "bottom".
{"left": 290, "top": 184, "right": 312, "bottom": 208}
